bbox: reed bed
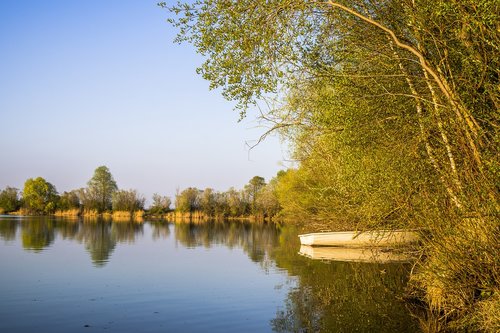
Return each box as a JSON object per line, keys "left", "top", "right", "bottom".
{"left": 410, "top": 217, "right": 500, "bottom": 332}
{"left": 54, "top": 208, "right": 81, "bottom": 217}
{"left": 111, "top": 210, "right": 144, "bottom": 223}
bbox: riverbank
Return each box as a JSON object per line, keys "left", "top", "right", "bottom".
{"left": 3, "top": 209, "right": 274, "bottom": 224}
{"left": 6, "top": 209, "right": 146, "bottom": 222}
{"left": 162, "top": 210, "right": 278, "bottom": 223}
{"left": 408, "top": 216, "right": 499, "bottom": 332}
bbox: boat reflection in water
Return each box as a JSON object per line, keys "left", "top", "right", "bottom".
{"left": 299, "top": 245, "right": 414, "bottom": 263}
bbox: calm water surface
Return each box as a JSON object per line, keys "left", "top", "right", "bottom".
{"left": 0, "top": 216, "right": 420, "bottom": 332}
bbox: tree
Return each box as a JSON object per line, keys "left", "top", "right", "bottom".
{"left": 175, "top": 187, "right": 201, "bottom": 213}
{"left": 244, "top": 176, "right": 266, "bottom": 215}
{"left": 23, "top": 177, "right": 58, "bottom": 214}
{"left": 163, "top": 2, "right": 499, "bottom": 331}
{"left": 256, "top": 175, "right": 281, "bottom": 218}
{"left": 226, "top": 187, "right": 248, "bottom": 217}
{"left": 200, "top": 188, "right": 216, "bottom": 217}
{"left": 0, "top": 186, "right": 21, "bottom": 213}
{"left": 164, "top": 0, "right": 498, "bottom": 213}
{"left": 58, "top": 190, "right": 81, "bottom": 211}
{"left": 111, "top": 189, "right": 145, "bottom": 212}
{"left": 87, "top": 166, "right": 118, "bottom": 212}
{"left": 213, "top": 191, "right": 230, "bottom": 217}
{"left": 76, "top": 188, "right": 94, "bottom": 211}
{"left": 149, "top": 193, "right": 172, "bottom": 214}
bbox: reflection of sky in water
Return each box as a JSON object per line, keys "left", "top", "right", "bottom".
{"left": 0, "top": 218, "right": 294, "bottom": 333}
{"left": 0, "top": 217, "right": 420, "bottom": 333}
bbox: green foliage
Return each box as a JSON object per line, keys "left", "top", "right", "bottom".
{"left": 255, "top": 178, "right": 281, "bottom": 218}
{"left": 75, "top": 188, "right": 95, "bottom": 212}
{"left": 111, "top": 189, "right": 145, "bottom": 212}
{"left": 199, "top": 188, "right": 216, "bottom": 217}
{"left": 275, "top": 75, "right": 432, "bottom": 229}
{"left": 244, "top": 176, "right": 266, "bottom": 215}
{"left": 87, "top": 166, "right": 118, "bottom": 212}
{"left": 149, "top": 193, "right": 172, "bottom": 214}
{"left": 0, "top": 186, "right": 21, "bottom": 213}
{"left": 171, "top": 180, "right": 284, "bottom": 219}
{"left": 57, "top": 191, "right": 81, "bottom": 211}
{"left": 165, "top": 0, "right": 498, "bottom": 216}
{"left": 175, "top": 187, "right": 201, "bottom": 213}
{"left": 165, "top": 1, "right": 499, "bottom": 330}
{"left": 163, "top": 0, "right": 317, "bottom": 117}
{"left": 225, "top": 187, "right": 248, "bottom": 217}
{"left": 22, "top": 177, "right": 59, "bottom": 214}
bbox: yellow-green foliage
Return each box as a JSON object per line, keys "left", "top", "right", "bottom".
{"left": 412, "top": 217, "right": 500, "bottom": 332}
{"left": 165, "top": 0, "right": 499, "bottom": 330}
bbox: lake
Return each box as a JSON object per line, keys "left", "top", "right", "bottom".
{"left": 0, "top": 216, "right": 421, "bottom": 332}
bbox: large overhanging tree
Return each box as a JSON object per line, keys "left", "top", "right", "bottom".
{"left": 162, "top": 0, "right": 498, "bottom": 219}
{"left": 163, "top": 3, "right": 499, "bottom": 328}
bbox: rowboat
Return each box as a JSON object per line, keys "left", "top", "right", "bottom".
{"left": 299, "top": 245, "right": 413, "bottom": 263}
{"left": 298, "top": 230, "right": 419, "bottom": 247}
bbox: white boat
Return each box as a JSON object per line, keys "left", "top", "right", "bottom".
{"left": 299, "top": 245, "right": 413, "bottom": 263}
{"left": 298, "top": 230, "right": 419, "bottom": 247}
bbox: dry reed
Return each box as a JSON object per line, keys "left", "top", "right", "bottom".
{"left": 411, "top": 216, "right": 500, "bottom": 332}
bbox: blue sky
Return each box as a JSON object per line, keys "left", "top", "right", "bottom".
{"left": 0, "top": 0, "right": 286, "bottom": 203}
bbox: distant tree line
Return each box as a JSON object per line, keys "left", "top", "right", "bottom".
{"left": 0, "top": 166, "right": 171, "bottom": 216}
{"left": 174, "top": 174, "right": 283, "bottom": 219}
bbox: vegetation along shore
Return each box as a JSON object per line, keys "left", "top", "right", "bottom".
{"left": 0, "top": 167, "right": 281, "bottom": 222}
{"left": 157, "top": 0, "right": 499, "bottom": 331}
{"left": 0, "top": 0, "right": 498, "bottom": 331}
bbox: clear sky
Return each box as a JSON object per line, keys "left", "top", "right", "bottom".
{"left": 0, "top": 0, "right": 286, "bottom": 203}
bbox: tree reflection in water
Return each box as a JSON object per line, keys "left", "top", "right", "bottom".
{"left": 13, "top": 217, "right": 145, "bottom": 267}
{"left": 78, "top": 221, "right": 117, "bottom": 267}
{"left": 21, "top": 218, "right": 55, "bottom": 252}
{"left": 150, "top": 220, "right": 171, "bottom": 240}
{"left": 76, "top": 219, "right": 143, "bottom": 266}
{"left": 5, "top": 217, "right": 420, "bottom": 331}
{"left": 170, "top": 220, "right": 418, "bottom": 332}
{"left": 270, "top": 226, "right": 419, "bottom": 333}
{"left": 173, "top": 220, "right": 281, "bottom": 270}
{"left": 0, "top": 216, "right": 18, "bottom": 241}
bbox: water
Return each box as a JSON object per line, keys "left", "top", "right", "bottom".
{"left": 0, "top": 216, "right": 420, "bottom": 332}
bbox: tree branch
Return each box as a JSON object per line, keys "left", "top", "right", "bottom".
{"left": 323, "top": 1, "right": 482, "bottom": 167}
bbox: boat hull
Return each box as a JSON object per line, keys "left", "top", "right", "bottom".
{"left": 298, "top": 230, "right": 419, "bottom": 247}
